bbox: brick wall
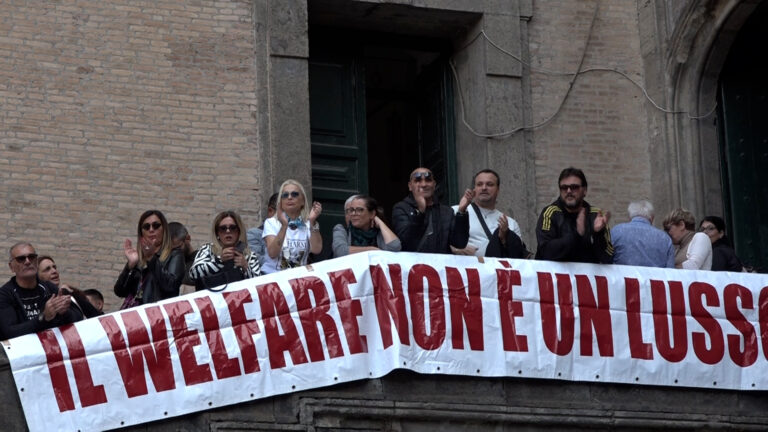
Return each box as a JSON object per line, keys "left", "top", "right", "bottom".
{"left": 0, "top": 0, "right": 261, "bottom": 310}
{"left": 529, "top": 0, "right": 652, "bottom": 223}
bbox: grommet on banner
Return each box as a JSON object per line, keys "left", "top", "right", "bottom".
{"left": 334, "top": 376, "right": 338, "bottom": 381}
{"left": 164, "top": 412, "right": 168, "bottom": 416}
{"left": 557, "top": 372, "right": 562, "bottom": 377}
{"left": 402, "top": 361, "right": 406, "bottom": 366}
{"left": 436, "top": 366, "right": 441, "bottom": 371}
{"left": 674, "top": 379, "right": 678, "bottom": 384}
{"left": 635, "top": 377, "right": 639, "bottom": 382}
{"left": 208, "top": 402, "right": 212, "bottom": 406}
{"left": 595, "top": 375, "right": 600, "bottom": 380}
{"left": 713, "top": 381, "right": 717, "bottom": 386}
{"left": 517, "top": 370, "right": 522, "bottom": 375}
{"left": 291, "top": 385, "right": 296, "bottom": 390}
{"left": 250, "top": 393, "right": 255, "bottom": 397}
{"left": 476, "top": 369, "right": 480, "bottom": 374}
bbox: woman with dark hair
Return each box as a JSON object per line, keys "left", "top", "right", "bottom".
{"left": 114, "top": 210, "right": 185, "bottom": 309}
{"left": 699, "top": 216, "right": 743, "bottom": 272}
{"left": 332, "top": 195, "right": 401, "bottom": 257}
{"left": 189, "top": 210, "right": 261, "bottom": 290}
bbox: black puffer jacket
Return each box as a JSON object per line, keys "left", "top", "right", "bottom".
{"left": 392, "top": 195, "right": 469, "bottom": 254}
{"left": 114, "top": 248, "right": 185, "bottom": 305}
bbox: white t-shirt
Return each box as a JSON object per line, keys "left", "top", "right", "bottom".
{"left": 452, "top": 204, "right": 522, "bottom": 257}
{"left": 261, "top": 217, "right": 311, "bottom": 274}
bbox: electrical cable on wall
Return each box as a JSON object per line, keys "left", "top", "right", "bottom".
{"left": 450, "top": 0, "right": 716, "bottom": 139}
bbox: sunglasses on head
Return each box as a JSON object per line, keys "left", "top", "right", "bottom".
{"left": 142, "top": 221, "right": 162, "bottom": 231}
{"left": 217, "top": 224, "right": 239, "bottom": 233}
{"left": 281, "top": 191, "right": 300, "bottom": 199}
{"left": 411, "top": 172, "right": 433, "bottom": 181}
{"left": 11, "top": 253, "right": 38, "bottom": 264}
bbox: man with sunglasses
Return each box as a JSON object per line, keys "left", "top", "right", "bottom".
{"left": 535, "top": 167, "right": 613, "bottom": 264}
{"left": 0, "top": 243, "right": 85, "bottom": 340}
{"left": 392, "top": 167, "right": 472, "bottom": 254}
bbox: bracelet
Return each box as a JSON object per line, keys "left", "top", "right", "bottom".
{"left": 311, "top": 222, "right": 320, "bottom": 232}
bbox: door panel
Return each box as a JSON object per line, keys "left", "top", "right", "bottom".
{"left": 416, "top": 58, "right": 457, "bottom": 205}
{"left": 719, "top": 81, "right": 768, "bottom": 271}
{"left": 309, "top": 56, "right": 367, "bottom": 260}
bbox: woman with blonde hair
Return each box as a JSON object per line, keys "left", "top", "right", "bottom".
{"left": 262, "top": 179, "right": 323, "bottom": 273}
{"left": 114, "top": 210, "right": 185, "bottom": 309}
{"left": 189, "top": 210, "right": 261, "bottom": 290}
{"left": 662, "top": 208, "right": 712, "bottom": 270}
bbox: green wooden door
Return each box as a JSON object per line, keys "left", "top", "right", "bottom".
{"left": 416, "top": 57, "right": 457, "bottom": 205}
{"left": 717, "top": 2, "right": 768, "bottom": 272}
{"left": 719, "top": 80, "right": 768, "bottom": 271}
{"left": 309, "top": 53, "right": 367, "bottom": 260}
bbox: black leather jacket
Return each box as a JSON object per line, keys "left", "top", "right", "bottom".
{"left": 114, "top": 248, "right": 185, "bottom": 305}
{"left": 392, "top": 194, "right": 469, "bottom": 254}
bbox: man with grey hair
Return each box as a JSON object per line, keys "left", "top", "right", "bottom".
{"left": 0, "top": 242, "right": 96, "bottom": 340}
{"left": 610, "top": 200, "right": 675, "bottom": 268}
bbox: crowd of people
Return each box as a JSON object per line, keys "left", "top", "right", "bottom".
{"left": 0, "top": 167, "right": 748, "bottom": 340}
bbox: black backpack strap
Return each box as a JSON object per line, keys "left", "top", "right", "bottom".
{"left": 471, "top": 203, "right": 494, "bottom": 240}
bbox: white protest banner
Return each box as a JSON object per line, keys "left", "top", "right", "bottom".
{"left": 4, "top": 251, "right": 768, "bottom": 431}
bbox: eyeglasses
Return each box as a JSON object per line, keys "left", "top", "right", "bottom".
{"left": 700, "top": 225, "right": 717, "bottom": 233}
{"left": 559, "top": 184, "right": 582, "bottom": 192}
{"left": 281, "top": 191, "right": 300, "bottom": 199}
{"left": 345, "top": 207, "right": 367, "bottom": 215}
{"left": 411, "top": 172, "right": 434, "bottom": 182}
{"left": 11, "top": 253, "right": 38, "bottom": 264}
{"left": 217, "top": 224, "right": 239, "bottom": 233}
{"left": 142, "top": 221, "right": 162, "bottom": 231}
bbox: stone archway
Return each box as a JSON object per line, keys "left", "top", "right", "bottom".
{"left": 640, "top": 0, "right": 763, "bottom": 220}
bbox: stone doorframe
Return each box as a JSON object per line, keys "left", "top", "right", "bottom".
{"left": 253, "top": 0, "right": 537, "bottom": 245}
{"left": 638, "top": 0, "right": 763, "bottom": 218}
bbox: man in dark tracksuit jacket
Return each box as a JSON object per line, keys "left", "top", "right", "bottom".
{"left": 392, "top": 167, "right": 472, "bottom": 254}
{"left": 535, "top": 168, "right": 613, "bottom": 264}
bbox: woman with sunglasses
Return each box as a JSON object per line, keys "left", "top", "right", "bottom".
{"left": 189, "top": 210, "right": 261, "bottom": 290}
{"left": 332, "top": 195, "right": 401, "bottom": 257}
{"left": 114, "top": 210, "right": 185, "bottom": 309}
{"left": 263, "top": 179, "right": 323, "bottom": 273}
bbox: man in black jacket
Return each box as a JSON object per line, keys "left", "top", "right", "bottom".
{"left": 392, "top": 167, "right": 472, "bottom": 254}
{"left": 0, "top": 242, "right": 90, "bottom": 340}
{"left": 535, "top": 167, "right": 613, "bottom": 264}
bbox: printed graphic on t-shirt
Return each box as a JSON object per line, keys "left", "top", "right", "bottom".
{"left": 19, "top": 291, "right": 43, "bottom": 321}
{"left": 280, "top": 238, "right": 308, "bottom": 269}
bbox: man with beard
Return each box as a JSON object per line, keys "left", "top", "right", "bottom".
{"left": 535, "top": 167, "right": 613, "bottom": 263}
{"left": 392, "top": 167, "right": 472, "bottom": 254}
{"left": 452, "top": 169, "right": 526, "bottom": 258}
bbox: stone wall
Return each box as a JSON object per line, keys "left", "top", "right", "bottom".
{"left": 0, "top": 1, "right": 263, "bottom": 310}
{"left": 529, "top": 0, "right": 652, "bottom": 225}
{"left": 2, "top": 348, "right": 767, "bottom": 430}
